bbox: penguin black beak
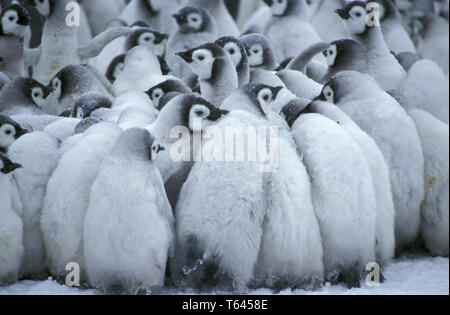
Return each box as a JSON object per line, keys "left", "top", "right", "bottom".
{"left": 272, "top": 86, "right": 284, "bottom": 100}
{"left": 1, "top": 162, "right": 23, "bottom": 174}
{"left": 335, "top": 9, "right": 350, "bottom": 20}
{"left": 156, "top": 144, "right": 165, "bottom": 154}
{"left": 208, "top": 108, "right": 229, "bottom": 122}
{"left": 0, "top": 57, "right": 7, "bottom": 65}
{"left": 172, "top": 13, "right": 187, "bottom": 25}
{"left": 154, "top": 33, "right": 169, "bottom": 44}
{"left": 175, "top": 50, "right": 194, "bottom": 63}
{"left": 263, "top": 0, "right": 274, "bottom": 7}
{"left": 313, "top": 93, "right": 326, "bottom": 102}
{"left": 15, "top": 127, "right": 28, "bottom": 139}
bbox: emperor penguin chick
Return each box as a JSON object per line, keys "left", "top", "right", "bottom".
{"left": 0, "top": 77, "right": 54, "bottom": 116}
{"left": 320, "top": 71, "right": 425, "bottom": 249}
{"left": 336, "top": 1, "right": 407, "bottom": 91}
{"left": 83, "top": 128, "right": 174, "bottom": 294}
{"left": 41, "top": 123, "right": 123, "bottom": 282}
{"left": 0, "top": 115, "right": 28, "bottom": 153}
{"left": 0, "top": 151, "right": 23, "bottom": 286}
{"left": 166, "top": 6, "right": 219, "bottom": 81}
{"left": 263, "top": 0, "right": 323, "bottom": 62}
{"left": 215, "top": 36, "right": 250, "bottom": 87}
{"left": 7, "top": 131, "right": 61, "bottom": 279}
{"left": 176, "top": 42, "right": 238, "bottom": 106}
{"left": 283, "top": 106, "right": 377, "bottom": 288}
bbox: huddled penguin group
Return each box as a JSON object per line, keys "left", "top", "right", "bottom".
{"left": 0, "top": 0, "right": 448, "bottom": 293}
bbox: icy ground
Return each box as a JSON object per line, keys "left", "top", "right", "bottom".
{"left": 0, "top": 254, "right": 448, "bottom": 295}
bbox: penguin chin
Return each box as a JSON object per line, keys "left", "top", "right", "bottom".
{"left": 269, "top": 1, "right": 288, "bottom": 16}
{"left": 248, "top": 54, "right": 264, "bottom": 68}
{"left": 3, "top": 23, "right": 28, "bottom": 38}
{"left": 344, "top": 19, "right": 367, "bottom": 36}
{"left": 191, "top": 63, "right": 213, "bottom": 81}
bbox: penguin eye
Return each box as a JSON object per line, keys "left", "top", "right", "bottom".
{"left": 197, "top": 55, "right": 205, "bottom": 61}
{"left": 5, "top": 130, "right": 11, "bottom": 135}
{"left": 228, "top": 48, "right": 235, "bottom": 55}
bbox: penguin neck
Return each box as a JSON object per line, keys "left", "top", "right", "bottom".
{"left": 236, "top": 57, "right": 250, "bottom": 87}
{"left": 189, "top": 0, "right": 223, "bottom": 10}
{"left": 48, "top": 0, "right": 73, "bottom": 25}
{"left": 200, "top": 57, "right": 238, "bottom": 106}
{"left": 141, "top": 0, "right": 158, "bottom": 16}
{"left": 354, "top": 25, "right": 390, "bottom": 56}
{"left": 381, "top": 0, "right": 401, "bottom": 22}
{"left": 283, "top": 0, "right": 310, "bottom": 20}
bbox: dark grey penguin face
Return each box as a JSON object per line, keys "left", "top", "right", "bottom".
{"left": 215, "top": 36, "right": 248, "bottom": 73}
{"left": 146, "top": 79, "right": 191, "bottom": 110}
{"left": 242, "top": 83, "right": 283, "bottom": 116}
{"left": 71, "top": 93, "right": 112, "bottom": 119}
{"left": 176, "top": 42, "right": 226, "bottom": 80}
{"left": 324, "top": 39, "right": 366, "bottom": 68}
{"left": 336, "top": 1, "right": 372, "bottom": 35}
{"left": 0, "top": 151, "right": 22, "bottom": 174}
{"left": 24, "top": 0, "right": 50, "bottom": 17}
{"left": 113, "top": 128, "right": 165, "bottom": 162}
{"left": 49, "top": 65, "right": 93, "bottom": 104}
{"left": 172, "top": 6, "right": 213, "bottom": 34}
{"left": 154, "top": 94, "right": 229, "bottom": 143}
{"left": 240, "top": 33, "right": 277, "bottom": 70}
{"left": 10, "top": 77, "right": 53, "bottom": 108}
{"left": 0, "top": 115, "right": 28, "bottom": 151}
{"left": 105, "top": 54, "right": 126, "bottom": 83}
{"left": 281, "top": 99, "right": 305, "bottom": 128}
{"left": 0, "top": 3, "right": 31, "bottom": 37}
{"left": 125, "top": 27, "right": 169, "bottom": 57}
{"left": 317, "top": 77, "right": 341, "bottom": 104}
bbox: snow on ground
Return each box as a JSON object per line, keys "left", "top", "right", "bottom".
{"left": 0, "top": 254, "right": 448, "bottom": 295}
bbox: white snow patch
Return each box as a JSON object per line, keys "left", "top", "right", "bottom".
{"left": 0, "top": 255, "right": 448, "bottom": 295}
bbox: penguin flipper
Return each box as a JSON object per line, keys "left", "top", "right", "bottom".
{"left": 77, "top": 27, "right": 133, "bottom": 60}
{"left": 287, "top": 42, "right": 330, "bottom": 73}
{"left": 23, "top": 47, "right": 41, "bottom": 68}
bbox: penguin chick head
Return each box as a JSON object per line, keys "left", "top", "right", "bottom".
{"left": 24, "top": 0, "right": 51, "bottom": 17}
{"left": 0, "top": 3, "right": 31, "bottom": 38}
{"left": 242, "top": 83, "right": 284, "bottom": 116}
{"left": 320, "top": 71, "right": 379, "bottom": 104}
{"left": 324, "top": 39, "right": 366, "bottom": 68}
{"left": 152, "top": 94, "right": 229, "bottom": 144}
{"left": 176, "top": 43, "right": 226, "bottom": 80}
{"left": 106, "top": 54, "right": 126, "bottom": 83}
{"left": 280, "top": 99, "right": 307, "bottom": 128}
{"left": 0, "top": 115, "right": 28, "bottom": 151}
{"left": 240, "top": 33, "right": 277, "bottom": 70}
{"left": 125, "top": 27, "right": 169, "bottom": 57}
{"left": 263, "top": 0, "right": 307, "bottom": 17}
{"left": 112, "top": 128, "right": 165, "bottom": 162}
{"left": 146, "top": 79, "right": 191, "bottom": 110}
{"left": 215, "top": 36, "right": 248, "bottom": 72}
{"left": 71, "top": 93, "right": 112, "bottom": 119}
{"left": 0, "top": 151, "right": 22, "bottom": 175}
{"left": 12, "top": 77, "right": 54, "bottom": 109}
{"left": 336, "top": 1, "right": 373, "bottom": 35}
{"left": 172, "top": 6, "right": 213, "bottom": 34}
